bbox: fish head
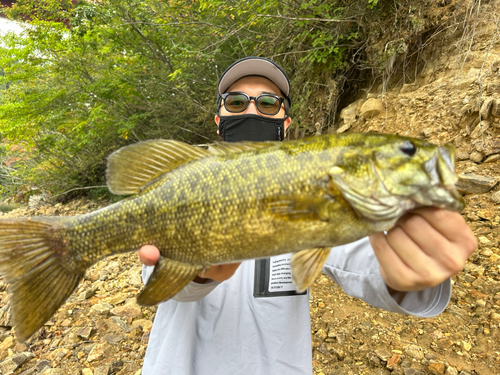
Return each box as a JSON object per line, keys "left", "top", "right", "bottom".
{"left": 328, "top": 134, "right": 464, "bottom": 222}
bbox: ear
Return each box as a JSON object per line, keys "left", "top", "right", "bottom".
{"left": 284, "top": 117, "right": 292, "bottom": 132}
{"left": 214, "top": 115, "right": 220, "bottom": 134}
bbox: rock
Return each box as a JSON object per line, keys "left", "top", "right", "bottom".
{"left": 339, "top": 100, "right": 362, "bottom": 125}
{"left": 18, "top": 367, "right": 37, "bottom": 375}
{"left": 366, "top": 351, "right": 382, "bottom": 366}
{"left": 49, "top": 348, "right": 70, "bottom": 362}
{"left": 375, "top": 349, "right": 392, "bottom": 361}
{"left": 130, "top": 319, "right": 152, "bottom": 331}
{"left": 386, "top": 354, "right": 401, "bottom": 369}
{"left": 111, "top": 300, "right": 142, "bottom": 319}
{"left": 0, "top": 336, "right": 15, "bottom": 360}
{"left": 456, "top": 173, "right": 498, "bottom": 194}
{"left": 403, "top": 369, "right": 426, "bottom": 375}
{"left": 445, "top": 366, "right": 459, "bottom": 375}
{"left": 422, "top": 127, "right": 433, "bottom": 138}
{"left": 127, "top": 272, "right": 143, "bottom": 287}
{"left": 88, "top": 342, "right": 111, "bottom": 362}
{"left": 35, "top": 359, "right": 50, "bottom": 373}
{"left": 82, "top": 369, "right": 93, "bottom": 375}
{"left": 460, "top": 341, "right": 472, "bottom": 351}
{"left": 94, "top": 365, "right": 110, "bottom": 375}
{"left": 0, "top": 352, "right": 33, "bottom": 374}
{"left": 62, "top": 332, "right": 80, "bottom": 345}
{"left": 107, "top": 316, "right": 131, "bottom": 333}
{"left": 360, "top": 98, "right": 383, "bottom": 118}
{"left": 484, "top": 154, "right": 500, "bottom": 163}
{"left": 469, "top": 151, "right": 483, "bottom": 162}
{"left": 109, "top": 360, "right": 124, "bottom": 374}
{"left": 490, "top": 312, "right": 500, "bottom": 321}
{"left": 40, "top": 369, "right": 65, "bottom": 375}
{"left": 103, "top": 333, "right": 125, "bottom": 345}
{"left": 470, "top": 121, "right": 490, "bottom": 139}
{"left": 478, "top": 236, "right": 491, "bottom": 246}
{"left": 405, "top": 344, "right": 424, "bottom": 360}
{"left": 336, "top": 124, "right": 351, "bottom": 133}
{"left": 492, "top": 99, "right": 500, "bottom": 117}
{"left": 457, "top": 71, "right": 479, "bottom": 89}
{"left": 476, "top": 208, "right": 497, "bottom": 220}
{"left": 428, "top": 361, "right": 446, "bottom": 374}
{"left": 77, "top": 327, "right": 94, "bottom": 340}
{"left": 472, "top": 137, "right": 500, "bottom": 155}
{"left": 91, "top": 303, "right": 113, "bottom": 316}
{"left": 331, "top": 345, "right": 345, "bottom": 360}
{"left": 0, "top": 303, "right": 12, "bottom": 328}
{"left": 480, "top": 97, "right": 495, "bottom": 119}
{"left": 314, "top": 329, "right": 327, "bottom": 342}
{"left": 456, "top": 151, "right": 470, "bottom": 161}
{"left": 104, "top": 293, "right": 127, "bottom": 306}
{"left": 490, "top": 253, "right": 500, "bottom": 264}
{"left": 78, "top": 287, "right": 96, "bottom": 301}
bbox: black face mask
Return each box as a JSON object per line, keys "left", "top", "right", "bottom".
{"left": 218, "top": 114, "right": 288, "bottom": 142}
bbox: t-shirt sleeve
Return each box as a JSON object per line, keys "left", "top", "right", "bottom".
{"left": 142, "top": 265, "right": 221, "bottom": 302}
{"left": 322, "top": 237, "right": 452, "bottom": 318}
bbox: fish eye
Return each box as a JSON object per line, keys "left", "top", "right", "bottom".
{"left": 399, "top": 141, "right": 416, "bottom": 156}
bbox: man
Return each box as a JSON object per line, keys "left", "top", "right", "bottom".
{"left": 139, "top": 57, "right": 476, "bottom": 374}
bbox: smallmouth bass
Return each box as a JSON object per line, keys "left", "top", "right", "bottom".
{"left": 0, "top": 133, "right": 464, "bottom": 341}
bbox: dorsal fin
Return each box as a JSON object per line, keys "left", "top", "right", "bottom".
{"left": 106, "top": 140, "right": 212, "bottom": 195}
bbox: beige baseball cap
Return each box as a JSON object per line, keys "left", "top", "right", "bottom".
{"left": 217, "top": 56, "right": 291, "bottom": 110}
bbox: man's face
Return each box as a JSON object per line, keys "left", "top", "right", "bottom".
{"left": 215, "top": 76, "right": 292, "bottom": 132}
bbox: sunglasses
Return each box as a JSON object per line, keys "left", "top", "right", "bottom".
{"left": 220, "top": 92, "right": 286, "bottom": 116}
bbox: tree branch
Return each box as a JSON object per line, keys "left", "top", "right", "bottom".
{"left": 255, "top": 14, "right": 360, "bottom": 24}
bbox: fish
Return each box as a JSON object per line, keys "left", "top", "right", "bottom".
{"left": 0, "top": 133, "right": 464, "bottom": 341}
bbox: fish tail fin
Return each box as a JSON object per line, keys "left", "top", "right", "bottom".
{"left": 0, "top": 217, "right": 84, "bottom": 342}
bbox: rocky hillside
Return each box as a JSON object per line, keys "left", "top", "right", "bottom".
{"left": 309, "top": 1, "right": 500, "bottom": 374}
{"left": 0, "top": 1, "right": 498, "bottom": 375}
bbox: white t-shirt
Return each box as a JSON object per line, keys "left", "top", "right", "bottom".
{"left": 141, "top": 237, "right": 451, "bottom": 375}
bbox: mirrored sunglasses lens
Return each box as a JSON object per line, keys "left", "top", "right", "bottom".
{"left": 225, "top": 94, "right": 249, "bottom": 112}
{"left": 257, "top": 95, "right": 280, "bottom": 114}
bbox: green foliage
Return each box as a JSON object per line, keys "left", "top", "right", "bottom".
{"left": 0, "top": 203, "right": 16, "bottom": 212}
{"left": 0, "top": 0, "right": 390, "bottom": 196}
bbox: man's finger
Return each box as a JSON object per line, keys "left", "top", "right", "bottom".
{"left": 409, "top": 208, "right": 476, "bottom": 246}
{"left": 370, "top": 232, "right": 420, "bottom": 291}
{"left": 138, "top": 245, "right": 161, "bottom": 266}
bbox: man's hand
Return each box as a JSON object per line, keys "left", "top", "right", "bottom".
{"left": 138, "top": 245, "right": 241, "bottom": 283}
{"left": 370, "top": 207, "right": 477, "bottom": 293}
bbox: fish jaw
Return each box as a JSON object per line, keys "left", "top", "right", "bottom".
{"left": 412, "top": 144, "right": 465, "bottom": 212}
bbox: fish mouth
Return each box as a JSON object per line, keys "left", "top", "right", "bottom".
{"left": 412, "top": 144, "right": 465, "bottom": 212}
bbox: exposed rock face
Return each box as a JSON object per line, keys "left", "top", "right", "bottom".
{"left": 316, "top": 1, "right": 500, "bottom": 374}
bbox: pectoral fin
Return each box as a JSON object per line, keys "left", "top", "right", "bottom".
{"left": 136, "top": 257, "right": 204, "bottom": 306}
{"left": 291, "top": 247, "right": 331, "bottom": 293}
{"left": 264, "top": 195, "right": 336, "bottom": 221}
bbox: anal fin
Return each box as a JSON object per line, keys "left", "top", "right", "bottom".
{"left": 291, "top": 247, "right": 331, "bottom": 293}
{"left": 137, "top": 257, "right": 204, "bottom": 306}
